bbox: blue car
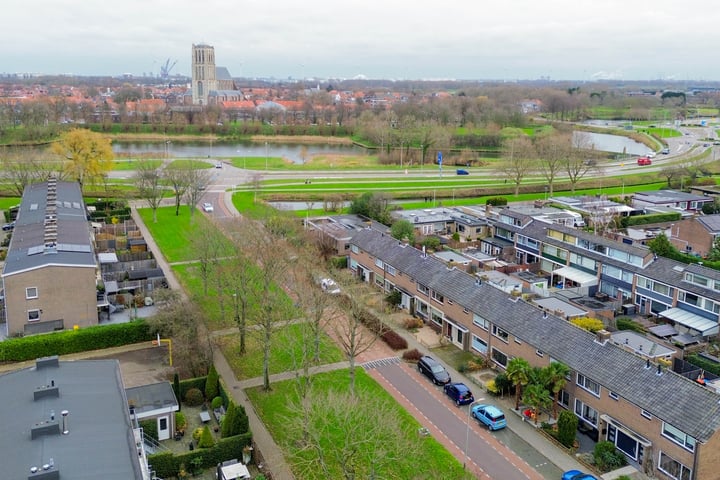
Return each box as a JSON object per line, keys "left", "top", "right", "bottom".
{"left": 456, "top": 169, "right": 469, "bottom": 175}
{"left": 443, "top": 382, "right": 474, "bottom": 406}
{"left": 471, "top": 404, "right": 507, "bottom": 431}
{"left": 562, "top": 470, "right": 598, "bottom": 480}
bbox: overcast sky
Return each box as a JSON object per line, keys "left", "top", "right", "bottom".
{"left": 3, "top": 0, "right": 718, "bottom": 81}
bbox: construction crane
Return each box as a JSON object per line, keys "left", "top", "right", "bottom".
{"left": 160, "top": 58, "right": 177, "bottom": 78}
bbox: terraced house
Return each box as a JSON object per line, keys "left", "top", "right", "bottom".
{"left": 349, "top": 228, "right": 720, "bottom": 480}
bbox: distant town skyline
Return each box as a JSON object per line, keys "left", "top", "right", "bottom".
{"left": 4, "top": 0, "right": 720, "bottom": 82}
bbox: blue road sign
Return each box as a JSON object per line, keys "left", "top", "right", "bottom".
{"left": 437, "top": 151, "right": 443, "bottom": 164}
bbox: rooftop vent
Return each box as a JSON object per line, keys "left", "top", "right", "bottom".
{"left": 34, "top": 380, "right": 59, "bottom": 400}
{"left": 36, "top": 356, "right": 59, "bottom": 369}
{"left": 30, "top": 420, "right": 60, "bottom": 439}
{"left": 656, "top": 363, "right": 663, "bottom": 376}
{"left": 28, "top": 460, "right": 59, "bottom": 480}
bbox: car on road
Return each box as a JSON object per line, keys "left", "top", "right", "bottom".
{"left": 637, "top": 156, "right": 652, "bottom": 166}
{"left": 320, "top": 278, "right": 341, "bottom": 294}
{"left": 456, "top": 169, "right": 469, "bottom": 175}
{"left": 417, "top": 355, "right": 451, "bottom": 385}
{"left": 443, "top": 382, "right": 474, "bottom": 406}
{"left": 215, "top": 162, "right": 223, "bottom": 168}
{"left": 202, "top": 202, "right": 214, "bottom": 212}
{"left": 661, "top": 147, "right": 670, "bottom": 154}
{"left": 561, "top": 470, "right": 598, "bottom": 480}
{"left": 471, "top": 404, "right": 507, "bottom": 431}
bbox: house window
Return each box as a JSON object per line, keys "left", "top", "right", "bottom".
{"left": 386, "top": 265, "right": 397, "bottom": 276}
{"left": 351, "top": 245, "right": 359, "bottom": 254}
{"left": 473, "top": 314, "right": 489, "bottom": 330}
{"left": 558, "top": 390, "right": 569, "bottom": 408}
{"left": 659, "top": 451, "right": 692, "bottom": 480}
{"left": 28, "top": 309, "right": 40, "bottom": 322}
{"left": 471, "top": 335, "right": 487, "bottom": 354}
{"left": 641, "top": 409, "right": 653, "bottom": 420}
{"left": 609, "top": 391, "right": 619, "bottom": 400}
{"left": 574, "top": 399, "right": 598, "bottom": 427}
{"left": 492, "top": 325, "right": 509, "bottom": 342}
{"left": 662, "top": 422, "right": 696, "bottom": 452}
{"left": 431, "top": 291, "right": 444, "bottom": 304}
{"left": 536, "top": 350, "right": 544, "bottom": 358}
{"left": 26, "top": 287, "right": 38, "bottom": 299}
{"left": 577, "top": 373, "right": 601, "bottom": 397}
{"left": 417, "top": 283, "right": 429, "bottom": 295}
{"left": 375, "top": 258, "right": 384, "bottom": 269}
{"left": 491, "top": 348, "right": 508, "bottom": 367}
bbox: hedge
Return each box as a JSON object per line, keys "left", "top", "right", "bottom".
{"left": 178, "top": 376, "right": 208, "bottom": 401}
{"left": 0, "top": 320, "right": 153, "bottom": 362}
{"left": 148, "top": 432, "right": 252, "bottom": 478}
{"left": 687, "top": 353, "right": 720, "bottom": 376}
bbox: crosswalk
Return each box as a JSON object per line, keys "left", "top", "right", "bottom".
{"left": 361, "top": 356, "right": 401, "bottom": 370}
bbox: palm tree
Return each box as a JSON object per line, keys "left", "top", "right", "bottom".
{"left": 522, "top": 383, "right": 552, "bottom": 425}
{"left": 505, "top": 357, "right": 531, "bottom": 410}
{"left": 545, "top": 362, "right": 571, "bottom": 420}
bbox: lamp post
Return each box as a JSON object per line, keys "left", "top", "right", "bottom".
{"left": 265, "top": 141, "right": 269, "bottom": 171}
{"left": 464, "top": 398, "right": 485, "bottom": 470}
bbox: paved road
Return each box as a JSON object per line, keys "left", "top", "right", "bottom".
{"left": 369, "top": 361, "right": 550, "bottom": 480}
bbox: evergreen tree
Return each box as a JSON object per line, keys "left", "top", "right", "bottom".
{"left": 205, "top": 364, "right": 219, "bottom": 401}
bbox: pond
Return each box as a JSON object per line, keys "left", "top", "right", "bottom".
{"left": 574, "top": 131, "right": 653, "bottom": 156}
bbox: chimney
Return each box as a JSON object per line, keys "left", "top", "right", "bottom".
{"left": 36, "top": 356, "right": 59, "bottom": 370}
{"left": 61, "top": 410, "right": 69, "bottom": 435}
{"left": 645, "top": 359, "right": 651, "bottom": 369}
{"left": 542, "top": 311, "right": 548, "bottom": 319}
{"left": 656, "top": 363, "right": 663, "bottom": 376}
{"left": 595, "top": 329, "right": 611, "bottom": 345}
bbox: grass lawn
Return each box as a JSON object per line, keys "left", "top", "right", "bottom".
{"left": 216, "top": 322, "right": 345, "bottom": 380}
{"left": 137, "top": 206, "right": 215, "bottom": 263}
{"left": 246, "top": 368, "right": 471, "bottom": 480}
{"left": 112, "top": 159, "right": 162, "bottom": 170}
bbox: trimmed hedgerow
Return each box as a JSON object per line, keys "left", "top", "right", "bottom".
{"left": 402, "top": 348, "right": 423, "bottom": 362}
{"left": 0, "top": 320, "right": 153, "bottom": 362}
{"left": 381, "top": 330, "right": 408, "bottom": 350}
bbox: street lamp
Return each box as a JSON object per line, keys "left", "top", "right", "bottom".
{"left": 265, "top": 141, "right": 268, "bottom": 171}
{"left": 464, "top": 398, "right": 485, "bottom": 470}
{"left": 237, "top": 149, "right": 245, "bottom": 170}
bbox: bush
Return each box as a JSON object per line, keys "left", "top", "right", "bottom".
{"left": 493, "top": 372, "right": 513, "bottom": 396}
{"left": 221, "top": 401, "right": 250, "bottom": 438}
{"left": 403, "top": 317, "right": 424, "bottom": 330}
{"left": 175, "top": 412, "right": 187, "bottom": 432}
{"left": 594, "top": 441, "right": 627, "bottom": 471}
{"left": 381, "top": 329, "right": 408, "bottom": 350}
{"left": 570, "top": 316, "right": 605, "bottom": 333}
{"left": 184, "top": 388, "right": 205, "bottom": 407}
{"left": 140, "top": 419, "right": 158, "bottom": 442}
{"left": 192, "top": 427, "right": 204, "bottom": 443}
{"left": 402, "top": 348, "right": 423, "bottom": 362}
{"left": 557, "top": 410, "right": 578, "bottom": 448}
{"left": 205, "top": 365, "right": 219, "bottom": 400}
{"left": 615, "top": 317, "right": 645, "bottom": 333}
{"left": 486, "top": 197, "right": 508, "bottom": 206}
{"left": 198, "top": 425, "right": 215, "bottom": 448}
{"left": 211, "top": 396, "right": 223, "bottom": 410}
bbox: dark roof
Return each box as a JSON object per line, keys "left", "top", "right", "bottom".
{"left": 3, "top": 180, "right": 95, "bottom": 276}
{"left": 0, "top": 358, "right": 144, "bottom": 479}
{"left": 696, "top": 215, "right": 720, "bottom": 233}
{"left": 125, "top": 382, "right": 178, "bottom": 417}
{"left": 351, "top": 228, "right": 720, "bottom": 441}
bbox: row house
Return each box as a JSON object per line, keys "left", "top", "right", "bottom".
{"left": 349, "top": 228, "right": 720, "bottom": 480}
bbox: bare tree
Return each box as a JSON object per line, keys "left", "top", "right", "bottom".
{"left": 221, "top": 252, "right": 262, "bottom": 355}
{"left": 1, "top": 154, "right": 58, "bottom": 196}
{"left": 163, "top": 164, "right": 193, "bottom": 216}
{"left": 500, "top": 136, "right": 537, "bottom": 196}
{"left": 183, "top": 162, "right": 212, "bottom": 216}
{"left": 565, "top": 132, "right": 595, "bottom": 193}
{"left": 133, "top": 160, "right": 165, "bottom": 223}
{"left": 535, "top": 133, "right": 571, "bottom": 197}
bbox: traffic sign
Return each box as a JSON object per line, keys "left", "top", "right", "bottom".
{"left": 437, "top": 151, "right": 443, "bottom": 164}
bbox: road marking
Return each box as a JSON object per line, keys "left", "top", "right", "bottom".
{"left": 361, "top": 356, "right": 401, "bottom": 370}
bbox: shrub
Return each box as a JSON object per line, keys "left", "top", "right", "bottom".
{"left": 385, "top": 290, "right": 402, "bottom": 308}
{"left": 493, "top": 372, "right": 513, "bottom": 396}
{"left": 616, "top": 317, "right": 645, "bottom": 333}
{"left": 205, "top": 365, "right": 219, "bottom": 401}
{"left": 486, "top": 197, "right": 508, "bottom": 206}
{"left": 381, "top": 330, "right": 408, "bottom": 350}
{"left": 192, "top": 427, "right": 204, "bottom": 443}
{"left": 557, "top": 410, "right": 578, "bottom": 448}
{"left": 211, "top": 396, "right": 223, "bottom": 410}
{"left": 175, "top": 412, "right": 187, "bottom": 432}
{"left": 184, "top": 388, "right": 205, "bottom": 407}
{"left": 221, "top": 402, "right": 250, "bottom": 438}
{"left": 570, "top": 316, "right": 605, "bottom": 333}
{"left": 594, "top": 440, "right": 627, "bottom": 471}
{"left": 198, "top": 425, "right": 215, "bottom": 448}
{"left": 402, "top": 348, "right": 423, "bottom": 362}
{"left": 403, "top": 317, "right": 424, "bottom": 330}
{"left": 140, "top": 419, "right": 158, "bottom": 442}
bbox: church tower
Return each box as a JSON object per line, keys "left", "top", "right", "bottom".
{"left": 191, "top": 44, "right": 217, "bottom": 105}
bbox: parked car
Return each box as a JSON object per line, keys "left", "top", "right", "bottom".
{"left": 637, "top": 156, "right": 652, "bottom": 166}
{"left": 561, "top": 470, "right": 598, "bottom": 480}
{"left": 456, "top": 169, "right": 469, "bottom": 175}
{"left": 202, "top": 202, "right": 214, "bottom": 212}
{"left": 215, "top": 162, "right": 223, "bottom": 168}
{"left": 417, "top": 355, "right": 451, "bottom": 385}
{"left": 661, "top": 147, "right": 670, "bottom": 154}
{"left": 2, "top": 221, "right": 14, "bottom": 231}
{"left": 320, "top": 278, "right": 341, "bottom": 294}
{"left": 443, "top": 382, "right": 474, "bottom": 406}
{"left": 471, "top": 404, "right": 507, "bottom": 431}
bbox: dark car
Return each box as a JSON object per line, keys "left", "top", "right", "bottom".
{"left": 2, "top": 221, "right": 15, "bottom": 231}
{"left": 417, "top": 355, "right": 451, "bottom": 385}
{"left": 443, "top": 382, "right": 474, "bottom": 406}
{"left": 456, "top": 169, "right": 469, "bottom": 175}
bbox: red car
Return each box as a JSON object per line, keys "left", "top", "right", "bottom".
{"left": 637, "top": 156, "right": 652, "bottom": 166}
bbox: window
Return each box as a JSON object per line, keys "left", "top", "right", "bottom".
{"left": 471, "top": 335, "right": 487, "bottom": 354}
{"left": 351, "top": 245, "right": 359, "bottom": 254}
{"left": 536, "top": 350, "right": 544, "bottom": 358}
{"left": 386, "top": 265, "right": 397, "bottom": 276}
{"left": 514, "top": 338, "right": 522, "bottom": 345}
{"left": 641, "top": 409, "right": 653, "bottom": 420}
{"left": 609, "top": 391, "right": 619, "bottom": 400}
{"left": 491, "top": 348, "right": 508, "bottom": 367}
{"left": 659, "top": 451, "right": 692, "bottom": 480}
{"left": 375, "top": 258, "right": 384, "bottom": 269}
{"left": 26, "top": 287, "right": 38, "bottom": 299}
{"left": 417, "top": 283, "right": 429, "bottom": 295}
{"left": 558, "top": 390, "right": 569, "bottom": 408}
{"left": 492, "top": 325, "right": 509, "bottom": 342}
{"left": 431, "top": 290, "right": 444, "bottom": 304}
{"left": 577, "top": 373, "right": 601, "bottom": 397}
{"left": 574, "top": 399, "right": 598, "bottom": 427}
{"left": 662, "top": 422, "right": 696, "bottom": 452}
{"left": 473, "top": 314, "right": 489, "bottom": 330}
{"left": 28, "top": 309, "right": 40, "bottom": 322}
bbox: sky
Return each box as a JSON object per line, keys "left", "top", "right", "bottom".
{"left": 3, "top": 0, "right": 720, "bottom": 82}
